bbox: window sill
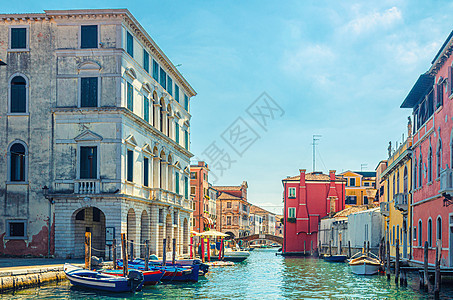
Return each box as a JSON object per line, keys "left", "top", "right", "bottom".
{"left": 5, "top": 236, "right": 28, "bottom": 240}
{"left": 6, "top": 181, "right": 28, "bottom": 185}
{"left": 7, "top": 113, "right": 29, "bottom": 116}
{"left": 8, "top": 48, "right": 30, "bottom": 53}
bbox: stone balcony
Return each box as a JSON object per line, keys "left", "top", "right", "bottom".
{"left": 394, "top": 193, "right": 409, "bottom": 213}
{"left": 440, "top": 168, "right": 453, "bottom": 196}
{"left": 74, "top": 179, "right": 100, "bottom": 194}
{"left": 380, "top": 201, "right": 389, "bottom": 216}
{"left": 151, "top": 188, "right": 184, "bottom": 206}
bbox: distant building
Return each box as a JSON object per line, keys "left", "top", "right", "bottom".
{"left": 249, "top": 213, "right": 263, "bottom": 235}
{"left": 282, "top": 170, "right": 346, "bottom": 255}
{"left": 275, "top": 214, "right": 284, "bottom": 237}
{"left": 250, "top": 204, "right": 276, "bottom": 235}
{"left": 340, "top": 171, "right": 377, "bottom": 206}
{"left": 374, "top": 161, "right": 388, "bottom": 203}
{"left": 190, "top": 161, "right": 214, "bottom": 232}
{"left": 214, "top": 181, "right": 250, "bottom": 238}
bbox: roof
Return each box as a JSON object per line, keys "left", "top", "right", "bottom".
{"left": 283, "top": 172, "right": 345, "bottom": 182}
{"left": 355, "top": 171, "right": 376, "bottom": 178}
{"left": 333, "top": 205, "right": 370, "bottom": 218}
{"left": 213, "top": 186, "right": 242, "bottom": 191}
{"left": 400, "top": 74, "right": 434, "bottom": 108}
{"left": 431, "top": 30, "right": 453, "bottom": 65}
{"left": 250, "top": 204, "right": 276, "bottom": 216}
{"left": 217, "top": 192, "right": 242, "bottom": 201}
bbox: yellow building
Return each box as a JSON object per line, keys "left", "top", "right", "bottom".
{"left": 379, "top": 134, "right": 412, "bottom": 259}
{"left": 340, "top": 171, "right": 377, "bottom": 206}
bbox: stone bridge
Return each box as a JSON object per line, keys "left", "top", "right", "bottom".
{"left": 234, "top": 234, "right": 283, "bottom": 245}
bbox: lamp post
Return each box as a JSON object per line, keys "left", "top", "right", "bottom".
{"left": 42, "top": 185, "right": 54, "bottom": 257}
{"left": 0, "top": 59, "right": 6, "bottom": 66}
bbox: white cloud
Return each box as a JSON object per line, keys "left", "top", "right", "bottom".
{"left": 343, "top": 6, "right": 402, "bottom": 35}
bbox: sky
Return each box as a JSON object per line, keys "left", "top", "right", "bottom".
{"left": 3, "top": 0, "right": 453, "bottom": 214}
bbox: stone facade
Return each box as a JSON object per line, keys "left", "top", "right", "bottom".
{"left": 0, "top": 9, "right": 195, "bottom": 258}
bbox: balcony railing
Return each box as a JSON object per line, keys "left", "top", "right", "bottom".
{"left": 440, "top": 168, "right": 453, "bottom": 195}
{"left": 394, "top": 193, "right": 409, "bottom": 212}
{"left": 380, "top": 202, "right": 389, "bottom": 216}
{"left": 75, "top": 179, "right": 100, "bottom": 194}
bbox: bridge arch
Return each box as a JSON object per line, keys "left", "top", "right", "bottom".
{"left": 234, "top": 234, "right": 283, "bottom": 245}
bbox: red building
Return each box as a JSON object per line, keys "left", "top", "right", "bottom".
{"left": 190, "top": 161, "right": 214, "bottom": 232}
{"left": 401, "top": 31, "right": 453, "bottom": 266}
{"left": 282, "top": 169, "right": 346, "bottom": 255}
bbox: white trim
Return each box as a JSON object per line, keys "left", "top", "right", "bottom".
{"left": 8, "top": 73, "right": 29, "bottom": 114}
{"left": 5, "top": 219, "right": 28, "bottom": 240}
{"left": 8, "top": 25, "right": 29, "bottom": 51}
{"left": 7, "top": 140, "right": 28, "bottom": 183}
{"left": 76, "top": 142, "right": 100, "bottom": 180}
{"left": 78, "top": 24, "right": 100, "bottom": 49}
{"left": 78, "top": 76, "right": 101, "bottom": 108}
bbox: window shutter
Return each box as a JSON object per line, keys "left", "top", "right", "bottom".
{"left": 449, "top": 67, "right": 453, "bottom": 95}
{"left": 127, "top": 150, "right": 134, "bottom": 182}
{"left": 175, "top": 172, "right": 179, "bottom": 194}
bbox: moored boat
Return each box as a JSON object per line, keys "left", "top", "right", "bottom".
{"left": 101, "top": 268, "right": 164, "bottom": 286}
{"left": 117, "top": 259, "right": 199, "bottom": 282}
{"left": 348, "top": 252, "right": 382, "bottom": 275}
{"left": 323, "top": 255, "right": 347, "bottom": 262}
{"left": 64, "top": 264, "right": 144, "bottom": 293}
{"left": 223, "top": 249, "right": 250, "bottom": 262}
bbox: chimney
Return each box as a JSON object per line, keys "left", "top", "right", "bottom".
{"left": 329, "top": 170, "right": 336, "bottom": 181}
{"left": 299, "top": 169, "right": 306, "bottom": 185}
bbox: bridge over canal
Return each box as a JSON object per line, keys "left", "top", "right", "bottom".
{"left": 234, "top": 234, "right": 283, "bottom": 245}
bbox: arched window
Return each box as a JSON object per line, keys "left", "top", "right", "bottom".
{"left": 419, "top": 154, "right": 423, "bottom": 187}
{"left": 396, "top": 170, "right": 400, "bottom": 194}
{"left": 428, "top": 147, "right": 433, "bottom": 182}
{"left": 160, "top": 99, "right": 165, "bottom": 133}
{"left": 9, "top": 142, "right": 27, "bottom": 181}
{"left": 167, "top": 105, "right": 172, "bottom": 139}
{"left": 392, "top": 175, "right": 395, "bottom": 199}
{"left": 418, "top": 219, "right": 422, "bottom": 247}
{"left": 403, "top": 166, "right": 408, "bottom": 194}
{"left": 414, "top": 158, "right": 417, "bottom": 189}
{"left": 437, "top": 140, "right": 442, "bottom": 178}
{"left": 428, "top": 218, "right": 432, "bottom": 247}
{"left": 10, "top": 75, "right": 27, "bottom": 113}
{"left": 437, "top": 216, "right": 442, "bottom": 242}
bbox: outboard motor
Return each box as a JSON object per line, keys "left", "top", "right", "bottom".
{"left": 127, "top": 270, "right": 144, "bottom": 292}
{"left": 193, "top": 259, "right": 209, "bottom": 275}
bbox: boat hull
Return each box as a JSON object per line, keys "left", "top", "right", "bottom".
{"left": 323, "top": 255, "right": 347, "bottom": 262}
{"left": 350, "top": 262, "right": 380, "bottom": 275}
{"left": 101, "top": 269, "right": 164, "bottom": 286}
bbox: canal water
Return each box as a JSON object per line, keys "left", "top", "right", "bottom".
{"left": 4, "top": 249, "right": 453, "bottom": 299}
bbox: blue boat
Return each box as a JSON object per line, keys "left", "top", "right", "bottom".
{"left": 117, "top": 259, "right": 199, "bottom": 282}
{"left": 64, "top": 264, "right": 144, "bottom": 293}
{"left": 323, "top": 255, "right": 347, "bottom": 262}
{"left": 101, "top": 268, "right": 164, "bottom": 286}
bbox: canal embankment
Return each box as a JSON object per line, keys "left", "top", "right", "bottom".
{"left": 0, "top": 265, "right": 66, "bottom": 292}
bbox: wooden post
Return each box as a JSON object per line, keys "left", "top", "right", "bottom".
{"left": 190, "top": 236, "right": 193, "bottom": 259}
{"left": 162, "top": 238, "right": 167, "bottom": 266}
{"left": 339, "top": 240, "right": 342, "bottom": 255}
{"left": 367, "top": 241, "right": 370, "bottom": 254}
{"left": 329, "top": 240, "right": 332, "bottom": 256}
{"left": 113, "top": 239, "right": 117, "bottom": 270}
{"left": 424, "top": 241, "right": 429, "bottom": 292}
{"left": 304, "top": 241, "right": 307, "bottom": 255}
{"left": 207, "top": 238, "right": 211, "bottom": 262}
{"left": 395, "top": 239, "right": 400, "bottom": 284}
{"left": 363, "top": 241, "right": 366, "bottom": 253}
{"left": 386, "top": 240, "right": 390, "bottom": 280}
{"left": 172, "top": 238, "right": 177, "bottom": 265}
{"left": 121, "top": 233, "right": 128, "bottom": 277}
{"left": 130, "top": 240, "right": 134, "bottom": 261}
{"left": 201, "top": 238, "right": 205, "bottom": 262}
{"left": 435, "top": 239, "right": 441, "bottom": 297}
{"left": 85, "top": 232, "right": 91, "bottom": 270}
{"left": 145, "top": 240, "right": 150, "bottom": 271}
{"left": 348, "top": 241, "right": 351, "bottom": 258}
{"left": 311, "top": 240, "right": 313, "bottom": 256}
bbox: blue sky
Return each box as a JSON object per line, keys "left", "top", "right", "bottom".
{"left": 4, "top": 1, "right": 453, "bottom": 214}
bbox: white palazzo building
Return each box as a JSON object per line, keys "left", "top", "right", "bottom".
{"left": 0, "top": 9, "right": 195, "bottom": 259}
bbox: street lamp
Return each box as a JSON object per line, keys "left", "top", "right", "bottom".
{"left": 0, "top": 59, "right": 6, "bottom": 66}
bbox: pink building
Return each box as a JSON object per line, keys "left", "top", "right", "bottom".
{"left": 401, "top": 30, "right": 453, "bottom": 266}
{"left": 282, "top": 170, "right": 346, "bottom": 255}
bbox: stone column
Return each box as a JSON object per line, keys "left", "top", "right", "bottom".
{"left": 149, "top": 205, "right": 159, "bottom": 256}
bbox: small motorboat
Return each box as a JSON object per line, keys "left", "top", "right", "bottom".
{"left": 64, "top": 264, "right": 144, "bottom": 293}
{"left": 348, "top": 252, "right": 382, "bottom": 275}
{"left": 223, "top": 248, "right": 250, "bottom": 262}
{"left": 101, "top": 268, "right": 164, "bottom": 286}
{"left": 117, "top": 259, "right": 199, "bottom": 282}
{"left": 323, "top": 255, "right": 347, "bottom": 262}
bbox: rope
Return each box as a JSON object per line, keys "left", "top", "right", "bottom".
{"left": 126, "top": 240, "right": 149, "bottom": 247}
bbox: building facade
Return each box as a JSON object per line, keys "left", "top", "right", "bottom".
{"left": 282, "top": 170, "right": 346, "bottom": 255}
{"left": 215, "top": 181, "right": 250, "bottom": 238}
{"left": 400, "top": 30, "right": 453, "bottom": 267}
{"left": 250, "top": 204, "right": 276, "bottom": 235}
{"left": 341, "top": 171, "right": 377, "bottom": 206}
{"left": 190, "top": 161, "right": 214, "bottom": 232}
{"left": 0, "top": 9, "right": 195, "bottom": 258}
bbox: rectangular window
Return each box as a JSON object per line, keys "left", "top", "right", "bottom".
{"left": 364, "top": 182, "right": 370, "bottom": 187}
{"left": 227, "top": 202, "right": 232, "bottom": 208}
{"left": 80, "top": 146, "right": 97, "bottom": 179}
{"left": 288, "top": 207, "right": 296, "bottom": 218}
{"left": 174, "top": 85, "right": 180, "bottom": 103}
{"left": 227, "top": 216, "right": 231, "bottom": 225}
{"left": 184, "top": 94, "right": 189, "bottom": 111}
{"left": 413, "top": 227, "right": 417, "bottom": 241}
{"left": 185, "top": 130, "right": 189, "bottom": 150}
{"left": 143, "top": 157, "right": 149, "bottom": 187}
{"left": 190, "top": 172, "right": 197, "bottom": 179}
{"left": 159, "top": 209, "right": 164, "bottom": 223}
{"left": 127, "top": 149, "right": 134, "bottom": 182}
{"left": 81, "top": 25, "right": 98, "bottom": 49}
{"left": 160, "top": 68, "right": 167, "bottom": 89}
{"left": 288, "top": 187, "right": 296, "bottom": 198}
{"left": 345, "top": 196, "right": 357, "bottom": 205}
{"left": 143, "top": 50, "right": 149, "bottom": 73}
{"left": 190, "top": 186, "right": 195, "bottom": 195}
{"left": 126, "top": 31, "right": 134, "bottom": 57}
{"left": 167, "top": 76, "right": 173, "bottom": 96}
{"left": 152, "top": 60, "right": 159, "bottom": 82}
{"left": 185, "top": 176, "right": 189, "bottom": 199}
{"left": 127, "top": 82, "right": 133, "bottom": 111}
{"left": 175, "top": 172, "right": 180, "bottom": 194}
{"left": 363, "top": 196, "right": 368, "bottom": 205}
{"left": 11, "top": 27, "right": 27, "bottom": 49}
{"left": 144, "top": 96, "right": 149, "bottom": 122}
{"left": 349, "top": 178, "right": 356, "bottom": 187}
{"left": 80, "top": 77, "right": 98, "bottom": 107}
{"left": 6, "top": 220, "right": 26, "bottom": 238}
{"left": 175, "top": 123, "right": 180, "bottom": 144}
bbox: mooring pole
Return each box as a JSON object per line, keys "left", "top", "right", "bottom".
{"left": 348, "top": 241, "right": 351, "bottom": 258}
{"left": 395, "top": 239, "right": 400, "bottom": 284}
{"left": 85, "top": 231, "right": 91, "bottom": 270}
{"left": 367, "top": 241, "right": 370, "bottom": 254}
{"left": 172, "top": 238, "right": 177, "bottom": 265}
{"left": 424, "top": 241, "right": 429, "bottom": 292}
{"left": 386, "top": 240, "right": 390, "bottom": 280}
{"left": 113, "top": 239, "right": 117, "bottom": 270}
{"left": 121, "top": 233, "right": 128, "bottom": 277}
{"left": 435, "top": 239, "right": 441, "bottom": 298}
{"left": 329, "top": 240, "right": 332, "bottom": 256}
{"left": 145, "top": 240, "right": 150, "bottom": 271}
{"left": 305, "top": 241, "right": 307, "bottom": 256}
{"left": 130, "top": 240, "right": 134, "bottom": 261}
{"left": 163, "top": 238, "right": 167, "bottom": 266}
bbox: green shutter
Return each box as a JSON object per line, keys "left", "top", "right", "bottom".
{"left": 127, "top": 82, "right": 133, "bottom": 111}
{"left": 174, "top": 85, "right": 179, "bottom": 102}
{"left": 127, "top": 31, "right": 134, "bottom": 57}
{"left": 127, "top": 150, "right": 134, "bottom": 182}
{"left": 144, "top": 96, "right": 149, "bottom": 122}
{"left": 143, "top": 50, "right": 149, "bottom": 73}
{"left": 175, "top": 172, "right": 179, "bottom": 194}
{"left": 144, "top": 157, "right": 149, "bottom": 187}
{"left": 152, "top": 60, "right": 159, "bottom": 82}
{"left": 175, "top": 123, "right": 179, "bottom": 144}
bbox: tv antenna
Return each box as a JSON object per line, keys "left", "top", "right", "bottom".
{"left": 360, "top": 163, "right": 368, "bottom": 171}
{"left": 312, "top": 134, "right": 322, "bottom": 172}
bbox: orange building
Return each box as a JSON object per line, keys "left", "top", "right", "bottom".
{"left": 190, "top": 161, "right": 214, "bottom": 232}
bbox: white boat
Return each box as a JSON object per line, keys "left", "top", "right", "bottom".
{"left": 348, "top": 252, "right": 381, "bottom": 275}
{"left": 223, "top": 248, "right": 250, "bottom": 262}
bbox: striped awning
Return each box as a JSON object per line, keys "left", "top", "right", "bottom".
{"left": 203, "top": 217, "right": 214, "bottom": 225}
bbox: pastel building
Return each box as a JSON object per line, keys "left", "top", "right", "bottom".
{"left": 190, "top": 161, "right": 214, "bottom": 232}
{"left": 282, "top": 170, "right": 346, "bottom": 255}
{"left": 340, "top": 171, "right": 377, "bottom": 206}
{"left": 401, "top": 30, "right": 453, "bottom": 266}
